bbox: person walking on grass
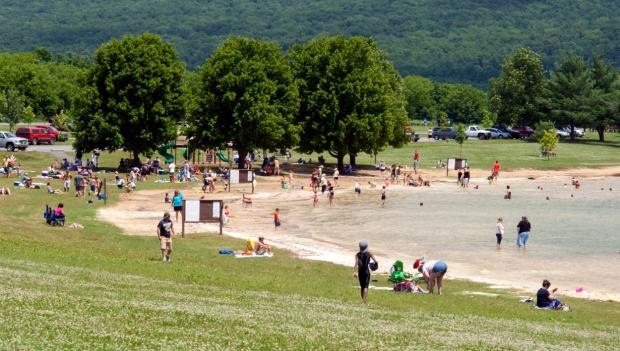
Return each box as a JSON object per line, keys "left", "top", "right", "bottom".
{"left": 496, "top": 217, "right": 504, "bottom": 249}
{"left": 172, "top": 189, "right": 184, "bottom": 222}
{"left": 413, "top": 149, "right": 420, "bottom": 174}
{"left": 157, "top": 212, "right": 175, "bottom": 262}
{"left": 517, "top": 216, "right": 531, "bottom": 248}
{"left": 353, "top": 240, "right": 378, "bottom": 304}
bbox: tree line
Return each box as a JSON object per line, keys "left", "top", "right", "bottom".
{"left": 2, "top": 34, "right": 620, "bottom": 170}
{"left": 2, "top": 0, "right": 619, "bottom": 87}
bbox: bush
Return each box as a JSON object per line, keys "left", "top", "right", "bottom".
{"left": 532, "top": 120, "right": 555, "bottom": 141}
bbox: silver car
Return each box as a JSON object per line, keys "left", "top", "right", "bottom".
{"left": 485, "top": 128, "right": 512, "bottom": 139}
{"left": 0, "top": 131, "right": 29, "bottom": 151}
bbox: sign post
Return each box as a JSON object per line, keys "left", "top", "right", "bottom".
{"left": 181, "top": 199, "right": 224, "bottom": 238}
{"left": 446, "top": 158, "right": 468, "bottom": 176}
{"left": 229, "top": 169, "right": 255, "bottom": 193}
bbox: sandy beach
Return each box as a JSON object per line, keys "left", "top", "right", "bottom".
{"left": 98, "top": 166, "right": 620, "bottom": 301}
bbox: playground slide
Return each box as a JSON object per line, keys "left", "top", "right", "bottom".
{"left": 216, "top": 151, "right": 229, "bottom": 163}
{"left": 157, "top": 144, "right": 175, "bottom": 163}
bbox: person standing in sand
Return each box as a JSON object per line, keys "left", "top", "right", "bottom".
{"left": 157, "top": 212, "right": 175, "bottom": 262}
{"left": 354, "top": 181, "right": 361, "bottom": 195}
{"left": 516, "top": 216, "right": 531, "bottom": 248}
{"left": 328, "top": 181, "right": 335, "bottom": 207}
{"left": 496, "top": 217, "right": 504, "bottom": 249}
{"left": 313, "top": 189, "right": 319, "bottom": 207}
{"left": 333, "top": 168, "right": 339, "bottom": 187}
{"left": 492, "top": 160, "right": 501, "bottom": 183}
{"left": 413, "top": 150, "right": 420, "bottom": 174}
{"left": 273, "top": 158, "right": 280, "bottom": 176}
{"left": 380, "top": 186, "right": 386, "bottom": 207}
{"left": 172, "top": 189, "right": 184, "bottom": 222}
{"left": 274, "top": 208, "right": 281, "bottom": 231}
{"left": 353, "top": 240, "right": 378, "bottom": 304}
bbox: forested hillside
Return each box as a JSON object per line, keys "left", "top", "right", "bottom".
{"left": 0, "top": 0, "right": 618, "bottom": 86}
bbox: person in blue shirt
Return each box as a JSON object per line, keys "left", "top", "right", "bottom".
{"left": 536, "top": 279, "right": 562, "bottom": 309}
{"left": 171, "top": 189, "right": 184, "bottom": 222}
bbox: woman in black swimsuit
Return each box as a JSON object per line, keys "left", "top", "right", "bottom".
{"left": 353, "top": 240, "right": 378, "bottom": 304}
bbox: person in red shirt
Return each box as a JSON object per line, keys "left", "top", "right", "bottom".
{"left": 413, "top": 150, "right": 421, "bottom": 174}
{"left": 492, "top": 160, "right": 501, "bottom": 183}
{"left": 274, "top": 208, "right": 281, "bottom": 231}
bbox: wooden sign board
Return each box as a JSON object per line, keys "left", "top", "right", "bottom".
{"left": 229, "top": 169, "right": 255, "bottom": 193}
{"left": 446, "top": 158, "right": 468, "bottom": 176}
{"left": 182, "top": 199, "right": 223, "bottom": 237}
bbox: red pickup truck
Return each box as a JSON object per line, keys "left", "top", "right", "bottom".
{"left": 15, "top": 126, "right": 56, "bottom": 144}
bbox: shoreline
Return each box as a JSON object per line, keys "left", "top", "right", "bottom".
{"left": 98, "top": 166, "right": 620, "bottom": 302}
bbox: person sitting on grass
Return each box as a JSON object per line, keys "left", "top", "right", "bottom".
{"left": 47, "top": 182, "right": 62, "bottom": 194}
{"left": 536, "top": 279, "right": 563, "bottom": 309}
{"left": 54, "top": 203, "right": 65, "bottom": 220}
{"left": 0, "top": 187, "right": 11, "bottom": 195}
{"left": 255, "top": 237, "right": 272, "bottom": 255}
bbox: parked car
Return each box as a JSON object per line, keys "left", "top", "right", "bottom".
{"left": 35, "top": 125, "right": 68, "bottom": 142}
{"left": 0, "top": 131, "right": 29, "bottom": 151}
{"left": 15, "top": 127, "right": 55, "bottom": 144}
{"left": 466, "top": 126, "right": 491, "bottom": 140}
{"left": 486, "top": 128, "right": 512, "bottom": 139}
{"left": 509, "top": 126, "right": 534, "bottom": 139}
{"left": 561, "top": 127, "right": 585, "bottom": 138}
{"left": 431, "top": 127, "right": 457, "bottom": 140}
{"left": 556, "top": 129, "right": 570, "bottom": 138}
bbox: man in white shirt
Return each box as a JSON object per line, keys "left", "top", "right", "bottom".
{"left": 169, "top": 163, "right": 176, "bottom": 182}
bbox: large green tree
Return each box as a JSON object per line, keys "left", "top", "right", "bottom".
{"left": 543, "top": 53, "right": 593, "bottom": 140}
{"left": 403, "top": 75, "right": 434, "bottom": 121}
{"left": 434, "top": 83, "right": 489, "bottom": 125}
{"left": 590, "top": 55, "right": 620, "bottom": 141}
{"left": 73, "top": 34, "right": 185, "bottom": 162}
{"left": 289, "top": 35, "right": 407, "bottom": 170}
{"left": 0, "top": 52, "right": 83, "bottom": 118}
{"left": 490, "top": 48, "right": 545, "bottom": 127}
{"left": 0, "top": 89, "right": 26, "bottom": 131}
{"left": 188, "top": 37, "right": 299, "bottom": 168}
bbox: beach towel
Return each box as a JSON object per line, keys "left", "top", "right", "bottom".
{"left": 234, "top": 253, "right": 273, "bottom": 258}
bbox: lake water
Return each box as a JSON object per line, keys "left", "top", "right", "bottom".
{"left": 284, "top": 177, "right": 620, "bottom": 300}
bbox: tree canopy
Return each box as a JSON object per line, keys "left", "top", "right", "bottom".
{"left": 188, "top": 37, "right": 300, "bottom": 168}
{"left": 289, "top": 35, "right": 407, "bottom": 170}
{"left": 543, "top": 54, "right": 593, "bottom": 140}
{"left": 73, "top": 34, "right": 185, "bottom": 160}
{"left": 490, "top": 48, "right": 545, "bottom": 127}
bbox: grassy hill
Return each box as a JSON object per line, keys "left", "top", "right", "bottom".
{"left": 1, "top": 151, "right": 620, "bottom": 349}
{"left": 0, "top": 0, "right": 619, "bottom": 86}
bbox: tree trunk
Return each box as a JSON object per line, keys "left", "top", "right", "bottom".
{"left": 570, "top": 124, "right": 576, "bottom": 141}
{"left": 236, "top": 148, "right": 246, "bottom": 170}
{"left": 133, "top": 149, "right": 141, "bottom": 166}
{"left": 596, "top": 124, "right": 605, "bottom": 142}
{"left": 349, "top": 153, "right": 357, "bottom": 167}
{"left": 337, "top": 154, "right": 345, "bottom": 173}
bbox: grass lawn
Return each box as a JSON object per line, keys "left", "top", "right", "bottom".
{"left": 295, "top": 132, "right": 620, "bottom": 171}
{"left": 1, "top": 152, "right": 619, "bottom": 349}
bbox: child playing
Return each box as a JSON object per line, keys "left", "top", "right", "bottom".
{"left": 496, "top": 217, "right": 504, "bottom": 249}
{"left": 164, "top": 192, "right": 170, "bottom": 204}
{"left": 380, "top": 186, "right": 386, "bottom": 207}
{"left": 504, "top": 185, "right": 512, "bottom": 200}
{"left": 274, "top": 208, "right": 281, "bottom": 231}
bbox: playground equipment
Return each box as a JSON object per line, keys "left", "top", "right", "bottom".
{"left": 157, "top": 143, "right": 175, "bottom": 163}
